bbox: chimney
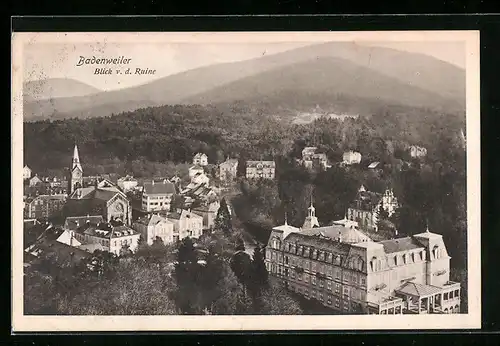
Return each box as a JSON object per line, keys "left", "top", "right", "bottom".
{"left": 152, "top": 180, "right": 155, "bottom": 186}
{"left": 338, "top": 231, "right": 342, "bottom": 243}
{"left": 76, "top": 220, "right": 80, "bottom": 227}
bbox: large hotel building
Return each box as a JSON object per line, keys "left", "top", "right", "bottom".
{"left": 264, "top": 203, "right": 461, "bottom": 314}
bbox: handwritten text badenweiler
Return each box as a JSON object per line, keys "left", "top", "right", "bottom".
{"left": 76, "top": 55, "right": 156, "bottom": 76}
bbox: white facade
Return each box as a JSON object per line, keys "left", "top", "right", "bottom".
{"left": 167, "top": 209, "right": 204, "bottom": 241}
{"left": 23, "top": 165, "right": 32, "bottom": 180}
{"left": 133, "top": 214, "right": 175, "bottom": 245}
{"left": 343, "top": 151, "right": 362, "bottom": 165}
{"left": 193, "top": 153, "right": 208, "bottom": 166}
{"left": 117, "top": 176, "right": 138, "bottom": 192}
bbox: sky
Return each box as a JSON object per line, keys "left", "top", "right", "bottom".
{"left": 23, "top": 39, "right": 466, "bottom": 92}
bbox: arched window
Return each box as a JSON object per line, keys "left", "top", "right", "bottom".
{"left": 433, "top": 245, "right": 439, "bottom": 259}
{"left": 358, "top": 259, "right": 364, "bottom": 271}
{"left": 370, "top": 257, "right": 377, "bottom": 272}
{"left": 313, "top": 249, "right": 318, "bottom": 259}
{"left": 394, "top": 255, "right": 398, "bottom": 266}
{"left": 327, "top": 252, "right": 333, "bottom": 263}
{"left": 411, "top": 253, "right": 415, "bottom": 263}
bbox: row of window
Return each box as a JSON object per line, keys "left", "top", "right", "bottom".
{"left": 290, "top": 285, "right": 352, "bottom": 311}
{"left": 443, "top": 290, "right": 460, "bottom": 300}
{"left": 269, "top": 257, "right": 367, "bottom": 285}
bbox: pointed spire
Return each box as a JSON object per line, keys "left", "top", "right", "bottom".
{"left": 284, "top": 211, "right": 288, "bottom": 226}
{"left": 426, "top": 219, "right": 430, "bottom": 233}
{"left": 72, "top": 143, "right": 82, "bottom": 172}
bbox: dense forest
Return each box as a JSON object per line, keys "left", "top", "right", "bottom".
{"left": 24, "top": 100, "right": 465, "bottom": 177}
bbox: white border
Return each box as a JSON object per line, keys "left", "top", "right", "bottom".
{"left": 11, "top": 31, "right": 481, "bottom": 331}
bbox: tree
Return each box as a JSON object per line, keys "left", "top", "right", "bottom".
{"left": 173, "top": 237, "right": 202, "bottom": 314}
{"left": 250, "top": 246, "right": 268, "bottom": 293}
{"left": 215, "top": 198, "right": 232, "bottom": 234}
{"left": 230, "top": 250, "right": 252, "bottom": 291}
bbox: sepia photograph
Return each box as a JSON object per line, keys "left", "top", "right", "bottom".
{"left": 11, "top": 31, "right": 481, "bottom": 331}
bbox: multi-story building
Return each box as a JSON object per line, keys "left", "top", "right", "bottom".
{"left": 343, "top": 151, "right": 362, "bottom": 165}
{"left": 192, "top": 200, "right": 220, "bottom": 230}
{"left": 219, "top": 158, "right": 239, "bottom": 183}
{"left": 165, "top": 209, "right": 204, "bottom": 242}
{"left": 193, "top": 153, "right": 208, "bottom": 166}
{"left": 347, "top": 185, "right": 399, "bottom": 232}
{"left": 29, "top": 175, "right": 43, "bottom": 187}
{"left": 71, "top": 220, "right": 140, "bottom": 256}
{"left": 133, "top": 213, "right": 175, "bottom": 245}
{"left": 409, "top": 145, "right": 428, "bottom": 158}
{"left": 117, "top": 175, "right": 138, "bottom": 192}
{"left": 301, "top": 147, "right": 329, "bottom": 170}
{"left": 246, "top": 160, "right": 276, "bottom": 180}
{"left": 24, "top": 194, "right": 66, "bottom": 219}
{"left": 23, "top": 165, "right": 32, "bottom": 180}
{"left": 264, "top": 204, "right": 461, "bottom": 315}
{"left": 141, "top": 179, "right": 176, "bottom": 212}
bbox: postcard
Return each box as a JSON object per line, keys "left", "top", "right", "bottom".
{"left": 12, "top": 30, "right": 481, "bottom": 331}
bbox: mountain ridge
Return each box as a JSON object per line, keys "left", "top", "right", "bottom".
{"left": 23, "top": 43, "right": 465, "bottom": 121}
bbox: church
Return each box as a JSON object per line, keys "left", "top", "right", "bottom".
{"left": 64, "top": 144, "right": 132, "bottom": 225}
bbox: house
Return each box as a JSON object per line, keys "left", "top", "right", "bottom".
{"left": 219, "top": 159, "right": 238, "bottom": 183}
{"left": 300, "top": 147, "right": 329, "bottom": 170}
{"left": 72, "top": 221, "right": 141, "bottom": 256}
{"left": 25, "top": 237, "right": 91, "bottom": 267}
{"left": 117, "top": 175, "right": 138, "bottom": 192}
{"left": 347, "top": 185, "right": 400, "bottom": 232}
{"left": 189, "top": 165, "right": 205, "bottom": 179}
{"left": 264, "top": 205, "right": 461, "bottom": 315}
{"left": 23, "top": 165, "right": 32, "bottom": 180}
{"left": 193, "top": 153, "right": 208, "bottom": 166}
{"left": 24, "top": 194, "right": 66, "bottom": 219}
{"left": 192, "top": 201, "right": 220, "bottom": 230}
{"left": 191, "top": 172, "right": 210, "bottom": 186}
{"left": 29, "top": 175, "right": 43, "bottom": 187}
{"left": 165, "top": 209, "right": 204, "bottom": 241}
{"left": 133, "top": 214, "right": 175, "bottom": 245}
{"left": 246, "top": 160, "right": 276, "bottom": 180}
{"left": 409, "top": 145, "right": 427, "bottom": 158}
{"left": 66, "top": 185, "right": 133, "bottom": 225}
{"left": 141, "top": 179, "right": 176, "bottom": 212}
{"left": 343, "top": 151, "right": 362, "bottom": 165}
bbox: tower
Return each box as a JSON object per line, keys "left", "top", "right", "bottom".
{"left": 302, "top": 196, "right": 320, "bottom": 229}
{"left": 69, "top": 144, "right": 83, "bottom": 195}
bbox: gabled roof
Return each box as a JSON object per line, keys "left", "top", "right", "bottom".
{"left": 220, "top": 159, "right": 238, "bottom": 167}
{"left": 378, "top": 237, "right": 424, "bottom": 254}
{"left": 395, "top": 282, "right": 443, "bottom": 298}
{"left": 194, "top": 153, "right": 207, "bottom": 159}
{"left": 135, "top": 214, "right": 173, "bottom": 227}
{"left": 143, "top": 181, "right": 176, "bottom": 195}
{"left": 56, "top": 230, "right": 82, "bottom": 247}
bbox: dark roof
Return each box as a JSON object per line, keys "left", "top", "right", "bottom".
{"left": 64, "top": 216, "right": 104, "bottom": 231}
{"left": 94, "top": 189, "right": 121, "bottom": 202}
{"left": 350, "top": 191, "right": 383, "bottom": 211}
{"left": 26, "top": 238, "right": 90, "bottom": 265}
{"left": 285, "top": 232, "right": 352, "bottom": 257}
{"left": 379, "top": 237, "right": 424, "bottom": 254}
{"left": 143, "top": 181, "right": 176, "bottom": 195}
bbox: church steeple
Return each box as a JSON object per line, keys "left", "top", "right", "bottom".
{"left": 69, "top": 143, "right": 84, "bottom": 195}
{"left": 72, "top": 144, "right": 83, "bottom": 172}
